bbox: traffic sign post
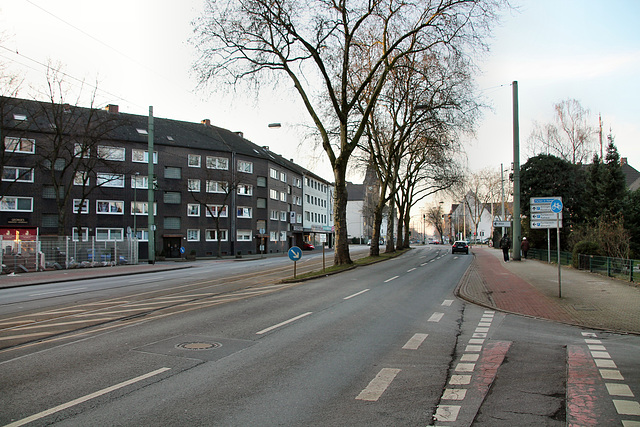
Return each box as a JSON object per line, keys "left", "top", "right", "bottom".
{"left": 531, "top": 196, "right": 563, "bottom": 297}
{"left": 288, "top": 246, "right": 302, "bottom": 278}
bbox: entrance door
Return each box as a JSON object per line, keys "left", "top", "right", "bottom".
{"left": 163, "top": 237, "right": 182, "bottom": 258}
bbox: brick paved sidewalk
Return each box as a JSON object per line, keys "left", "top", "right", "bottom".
{"left": 457, "top": 246, "right": 640, "bottom": 335}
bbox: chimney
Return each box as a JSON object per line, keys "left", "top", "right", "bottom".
{"left": 235, "top": 131, "right": 244, "bottom": 138}
{"left": 201, "top": 119, "right": 211, "bottom": 126}
{"left": 262, "top": 146, "right": 270, "bottom": 151}
{"left": 105, "top": 104, "right": 119, "bottom": 114}
{"left": 63, "top": 103, "right": 71, "bottom": 113}
{"left": 621, "top": 157, "right": 628, "bottom": 165}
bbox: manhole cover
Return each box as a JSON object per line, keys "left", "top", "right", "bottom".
{"left": 175, "top": 342, "right": 222, "bottom": 351}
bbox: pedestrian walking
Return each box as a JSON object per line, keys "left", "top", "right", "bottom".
{"left": 499, "top": 234, "right": 511, "bottom": 262}
{"left": 521, "top": 237, "right": 530, "bottom": 259}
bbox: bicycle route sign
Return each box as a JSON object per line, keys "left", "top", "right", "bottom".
{"left": 530, "top": 197, "right": 563, "bottom": 229}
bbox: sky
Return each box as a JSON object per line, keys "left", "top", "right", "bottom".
{"left": 1, "top": 0, "right": 639, "bottom": 188}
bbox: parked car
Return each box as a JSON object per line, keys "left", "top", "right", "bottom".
{"left": 302, "top": 242, "right": 315, "bottom": 250}
{"left": 451, "top": 240, "right": 469, "bottom": 255}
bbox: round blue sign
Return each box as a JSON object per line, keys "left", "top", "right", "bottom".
{"left": 288, "top": 246, "right": 302, "bottom": 261}
{"left": 550, "top": 199, "right": 563, "bottom": 213}
{"left": 180, "top": 246, "right": 185, "bottom": 254}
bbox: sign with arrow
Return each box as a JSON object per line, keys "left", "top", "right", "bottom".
{"left": 288, "top": 246, "right": 303, "bottom": 279}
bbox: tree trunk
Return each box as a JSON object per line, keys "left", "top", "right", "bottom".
{"left": 369, "top": 181, "right": 388, "bottom": 257}
{"left": 386, "top": 193, "right": 395, "bottom": 253}
{"left": 333, "top": 162, "right": 352, "bottom": 265}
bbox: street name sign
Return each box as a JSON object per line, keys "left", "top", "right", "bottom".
{"left": 531, "top": 220, "right": 563, "bottom": 229}
{"left": 531, "top": 212, "right": 563, "bottom": 220}
{"left": 530, "top": 197, "right": 563, "bottom": 229}
{"left": 493, "top": 221, "right": 511, "bottom": 227}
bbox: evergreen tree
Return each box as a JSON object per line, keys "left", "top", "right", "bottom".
{"left": 601, "top": 135, "right": 628, "bottom": 215}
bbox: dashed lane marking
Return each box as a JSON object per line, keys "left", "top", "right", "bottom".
{"left": 344, "top": 289, "right": 370, "bottom": 300}
{"left": 428, "top": 312, "right": 444, "bottom": 322}
{"left": 255, "top": 312, "right": 313, "bottom": 335}
{"left": 384, "top": 276, "right": 399, "bottom": 283}
{"left": 356, "top": 368, "right": 401, "bottom": 402}
{"left": 441, "top": 300, "right": 454, "bottom": 306}
{"left": 402, "top": 333, "right": 428, "bottom": 350}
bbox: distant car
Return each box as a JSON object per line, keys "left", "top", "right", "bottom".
{"left": 451, "top": 240, "right": 469, "bottom": 254}
{"left": 302, "top": 242, "right": 315, "bottom": 251}
{"left": 429, "top": 240, "right": 440, "bottom": 245}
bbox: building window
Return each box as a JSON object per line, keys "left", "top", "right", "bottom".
{"left": 257, "top": 176, "right": 267, "bottom": 187}
{"left": 188, "top": 154, "right": 201, "bottom": 168}
{"left": 41, "top": 214, "right": 58, "bottom": 228}
{"left": 0, "top": 196, "right": 33, "bottom": 212}
{"left": 280, "top": 230, "right": 287, "bottom": 241}
{"left": 164, "top": 192, "right": 181, "bottom": 204}
{"left": 270, "top": 189, "right": 278, "bottom": 200}
{"left": 74, "top": 172, "right": 89, "bottom": 186}
{"left": 270, "top": 210, "right": 279, "bottom": 220}
{"left": 206, "top": 180, "right": 228, "bottom": 193}
{"left": 237, "top": 230, "right": 252, "bottom": 241}
{"left": 205, "top": 205, "right": 228, "bottom": 218}
{"left": 297, "top": 214, "right": 303, "bottom": 224}
{"left": 187, "top": 229, "right": 200, "bottom": 241}
{"left": 270, "top": 231, "right": 277, "bottom": 242}
{"left": 43, "top": 186, "right": 63, "bottom": 199}
{"left": 134, "top": 229, "right": 150, "bottom": 242}
{"left": 206, "top": 156, "right": 229, "bottom": 170}
{"left": 280, "top": 192, "right": 287, "bottom": 202}
{"left": 73, "top": 199, "right": 89, "bottom": 214}
{"left": 187, "top": 203, "right": 200, "bottom": 217}
{"left": 4, "top": 137, "right": 35, "bottom": 154}
{"left": 72, "top": 227, "right": 89, "bottom": 241}
{"left": 132, "top": 149, "right": 158, "bottom": 163}
{"left": 97, "top": 200, "right": 124, "bottom": 214}
{"left": 293, "top": 177, "right": 301, "bottom": 188}
{"left": 74, "top": 143, "right": 89, "bottom": 158}
{"left": 96, "top": 228, "right": 124, "bottom": 241}
{"left": 2, "top": 166, "right": 34, "bottom": 182}
{"left": 188, "top": 179, "right": 201, "bottom": 192}
{"left": 270, "top": 168, "right": 278, "bottom": 179}
{"left": 131, "top": 201, "right": 156, "bottom": 215}
{"left": 280, "top": 172, "right": 287, "bottom": 182}
{"left": 132, "top": 175, "right": 149, "bottom": 189}
{"left": 237, "top": 184, "right": 253, "bottom": 196}
{"left": 237, "top": 206, "right": 252, "bottom": 218}
{"left": 97, "top": 145, "right": 125, "bottom": 161}
{"left": 97, "top": 173, "right": 125, "bottom": 188}
{"left": 257, "top": 198, "right": 266, "bottom": 209}
{"left": 280, "top": 211, "right": 287, "bottom": 221}
{"left": 238, "top": 160, "right": 253, "bottom": 174}
{"left": 205, "top": 229, "right": 228, "bottom": 241}
{"left": 164, "top": 166, "right": 182, "bottom": 179}
{"left": 164, "top": 217, "right": 181, "bottom": 230}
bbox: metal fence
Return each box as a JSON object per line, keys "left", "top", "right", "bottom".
{"left": 528, "top": 248, "right": 638, "bottom": 283}
{"left": 1, "top": 236, "right": 138, "bottom": 274}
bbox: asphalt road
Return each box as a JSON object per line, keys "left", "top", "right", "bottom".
{"left": 0, "top": 245, "right": 638, "bottom": 426}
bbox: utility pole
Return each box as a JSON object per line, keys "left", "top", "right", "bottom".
{"left": 147, "top": 106, "right": 155, "bottom": 264}
{"left": 512, "top": 81, "right": 521, "bottom": 261}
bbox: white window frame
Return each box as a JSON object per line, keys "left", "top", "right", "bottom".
{"left": 74, "top": 171, "right": 89, "bottom": 186}
{"left": 205, "top": 229, "right": 228, "bottom": 241}
{"left": 4, "top": 137, "right": 35, "bottom": 154}
{"left": 96, "top": 200, "right": 124, "bottom": 214}
{"left": 0, "top": 196, "right": 33, "bottom": 212}
{"left": 131, "top": 201, "right": 156, "bottom": 216}
{"left": 131, "top": 149, "right": 158, "bottom": 164}
{"left": 95, "top": 227, "right": 124, "bottom": 241}
{"left": 131, "top": 175, "right": 149, "bottom": 189}
{"left": 97, "top": 145, "right": 125, "bottom": 161}
{"left": 188, "top": 179, "right": 201, "bottom": 192}
{"left": 237, "top": 229, "right": 253, "bottom": 241}
{"left": 134, "top": 229, "right": 150, "bottom": 242}
{"left": 74, "top": 143, "right": 90, "bottom": 158}
{"left": 188, "top": 154, "right": 202, "bottom": 168}
{"left": 237, "top": 206, "right": 252, "bottom": 218}
{"left": 206, "top": 180, "right": 228, "bottom": 193}
{"left": 270, "top": 210, "right": 279, "bottom": 220}
{"left": 270, "top": 168, "right": 278, "bottom": 179}
{"left": 270, "top": 231, "right": 277, "bottom": 242}
{"left": 237, "top": 184, "right": 253, "bottom": 196}
{"left": 270, "top": 189, "right": 278, "bottom": 200}
{"left": 280, "top": 211, "right": 287, "bottom": 221}
{"left": 280, "top": 192, "right": 287, "bottom": 202}
{"left": 97, "top": 173, "right": 125, "bottom": 188}
{"left": 280, "top": 230, "right": 287, "bottom": 241}
{"left": 2, "top": 166, "right": 34, "bottom": 182}
{"left": 72, "top": 227, "right": 89, "bottom": 242}
{"left": 280, "top": 172, "right": 287, "bottom": 182}
{"left": 206, "top": 156, "right": 229, "bottom": 170}
{"left": 205, "top": 204, "right": 228, "bottom": 218}
{"left": 73, "top": 199, "right": 89, "bottom": 214}
{"left": 187, "top": 229, "right": 201, "bottom": 241}
{"left": 238, "top": 160, "right": 253, "bottom": 174}
{"left": 187, "top": 203, "right": 201, "bottom": 217}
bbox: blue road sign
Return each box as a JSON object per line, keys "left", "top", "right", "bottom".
{"left": 180, "top": 246, "right": 185, "bottom": 254}
{"left": 288, "top": 246, "right": 302, "bottom": 261}
{"left": 550, "top": 198, "right": 563, "bottom": 213}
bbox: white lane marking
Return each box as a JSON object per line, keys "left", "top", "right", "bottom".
{"left": 402, "top": 333, "right": 428, "bottom": 350}
{"left": 455, "top": 363, "right": 476, "bottom": 372}
{"left": 428, "top": 312, "right": 444, "bottom": 322}
{"left": 442, "top": 389, "right": 467, "bottom": 400}
{"left": 449, "top": 375, "right": 471, "bottom": 385}
{"left": 435, "top": 405, "right": 461, "bottom": 422}
{"left": 595, "top": 359, "right": 617, "bottom": 368}
{"left": 4, "top": 367, "right": 171, "bottom": 427}
{"left": 29, "top": 287, "right": 87, "bottom": 296}
{"left": 600, "top": 369, "right": 624, "bottom": 380}
{"left": 441, "top": 300, "right": 453, "bottom": 306}
{"left": 420, "top": 263, "right": 428, "bottom": 266}
{"left": 384, "top": 276, "right": 399, "bottom": 283}
{"left": 465, "top": 345, "right": 482, "bottom": 352}
{"left": 588, "top": 345, "right": 607, "bottom": 351}
{"left": 613, "top": 400, "right": 640, "bottom": 416}
{"left": 461, "top": 354, "right": 479, "bottom": 362}
{"left": 582, "top": 332, "right": 598, "bottom": 337}
{"left": 407, "top": 268, "right": 416, "bottom": 272}
{"left": 356, "top": 368, "right": 401, "bottom": 401}
{"left": 344, "top": 289, "right": 370, "bottom": 300}
{"left": 592, "top": 351, "right": 612, "bottom": 359}
{"left": 584, "top": 339, "right": 602, "bottom": 344}
{"left": 256, "top": 312, "right": 313, "bottom": 335}
{"left": 606, "top": 383, "right": 634, "bottom": 397}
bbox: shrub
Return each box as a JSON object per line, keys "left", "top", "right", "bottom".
{"left": 572, "top": 241, "right": 601, "bottom": 268}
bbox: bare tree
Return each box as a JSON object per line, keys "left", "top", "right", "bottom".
{"left": 528, "top": 99, "right": 596, "bottom": 164}
{"left": 425, "top": 203, "right": 445, "bottom": 242}
{"left": 192, "top": 0, "right": 503, "bottom": 265}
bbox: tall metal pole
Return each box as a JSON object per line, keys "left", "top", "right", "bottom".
{"left": 512, "top": 81, "right": 521, "bottom": 261}
{"left": 147, "top": 106, "right": 155, "bottom": 264}
{"left": 500, "top": 163, "right": 505, "bottom": 237}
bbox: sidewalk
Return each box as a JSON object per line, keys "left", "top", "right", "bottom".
{"left": 457, "top": 246, "right": 640, "bottom": 335}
